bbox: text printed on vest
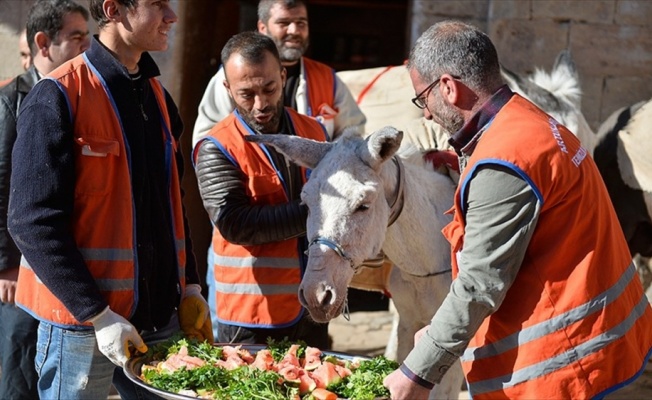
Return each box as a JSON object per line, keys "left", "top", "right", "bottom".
{"left": 549, "top": 118, "right": 568, "bottom": 154}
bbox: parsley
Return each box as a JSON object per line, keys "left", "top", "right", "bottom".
{"left": 328, "top": 356, "right": 399, "bottom": 400}
{"left": 266, "top": 336, "right": 307, "bottom": 361}
{"left": 139, "top": 337, "right": 398, "bottom": 399}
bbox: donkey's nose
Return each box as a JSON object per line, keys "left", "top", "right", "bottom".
{"left": 316, "top": 283, "right": 334, "bottom": 306}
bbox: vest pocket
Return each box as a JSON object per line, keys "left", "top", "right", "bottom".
{"left": 74, "top": 137, "right": 121, "bottom": 195}
{"left": 75, "top": 137, "right": 120, "bottom": 157}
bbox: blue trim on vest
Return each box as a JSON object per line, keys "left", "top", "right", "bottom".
{"left": 197, "top": 136, "right": 239, "bottom": 170}
{"left": 459, "top": 159, "right": 544, "bottom": 215}
{"left": 592, "top": 346, "right": 652, "bottom": 400}
{"left": 46, "top": 78, "right": 74, "bottom": 123}
{"left": 303, "top": 59, "right": 313, "bottom": 117}
{"left": 16, "top": 301, "right": 92, "bottom": 331}
{"left": 152, "top": 79, "right": 184, "bottom": 283}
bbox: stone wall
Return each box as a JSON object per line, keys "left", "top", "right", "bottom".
{"left": 3, "top": 0, "right": 649, "bottom": 130}
{"left": 0, "top": 0, "right": 33, "bottom": 79}
{"left": 409, "top": 0, "right": 652, "bottom": 131}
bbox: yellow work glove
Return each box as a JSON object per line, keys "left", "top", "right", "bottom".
{"left": 179, "top": 284, "right": 214, "bottom": 343}
{"left": 89, "top": 306, "right": 147, "bottom": 367}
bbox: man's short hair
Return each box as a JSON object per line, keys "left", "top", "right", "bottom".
{"left": 257, "top": 0, "right": 306, "bottom": 24}
{"left": 221, "top": 31, "right": 281, "bottom": 75}
{"left": 26, "top": 0, "right": 89, "bottom": 54}
{"left": 89, "top": 0, "right": 138, "bottom": 28}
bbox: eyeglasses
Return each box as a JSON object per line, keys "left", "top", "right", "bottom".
{"left": 411, "top": 75, "right": 460, "bottom": 109}
{"left": 411, "top": 78, "right": 441, "bottom": 109}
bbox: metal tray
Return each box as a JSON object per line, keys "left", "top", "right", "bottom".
{"left": 124, "top": 343, "right": 372, "bottom": 400}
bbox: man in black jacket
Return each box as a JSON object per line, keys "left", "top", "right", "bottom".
{"left": 0, "top": 1, "right": 90, "bottom": 399}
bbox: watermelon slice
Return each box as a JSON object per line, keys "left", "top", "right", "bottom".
{"left": 303, "top": 346, "right": 322, "bottom": 371}
{"left": 309, "top": 361, "right": 342, "bottom": 389}
{"left": 298, "top": 371, "right": 317, "bottom": 394}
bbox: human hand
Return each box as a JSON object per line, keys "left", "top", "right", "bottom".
{"left": 90, "top": 306, "right": 147, "bottom": 367}
{"left": 0, "top": 267, "right": 19, "bottom": 303}
{"left": 423, "top": 149, "right": 460, "bottom": 173}
{"left": 315, "top": 103, "right": 338, "bottom": 136}
{"left": 179, "top": 284, "right": 214, "bottom": 343}
{"left": 383, "top": 368, "right": 431, "bottom": 400}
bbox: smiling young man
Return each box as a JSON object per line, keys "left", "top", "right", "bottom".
{"left": 8, "top": 0, "right": 210, "bottom": 399}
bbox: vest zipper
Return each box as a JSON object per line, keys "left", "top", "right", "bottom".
{"left": 139, "top": 103, "right": 148, "bottom": 121}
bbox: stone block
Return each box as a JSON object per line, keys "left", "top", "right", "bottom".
{"left": 532, "top": 0, "right": 614, "bottom": 23}
{"left": 488, "top": 19, "right": 569, "bottom": 75}
{"left": 413, "top": 0, "right": 489, "bottom": 19}
{"left": 488, "top": 0, "right": 532, "bottom": 20}
{"left": 0, "top": 32, "right": 22, "bottom": 81}
{"left": 578, "top": 74, "right": 604, "bottom": 132}
{"left": 615, "top": 0, "right": 652, "bottom": 26}
{"left": 570, "top": 23, "right": 652, "bottom": 76}
{"left": 601, "top": 76, "right": 652, "bottom": 124}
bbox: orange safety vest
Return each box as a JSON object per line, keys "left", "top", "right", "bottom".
{"left": 16, "top": 54, "right": 187, "bottom": 328}
{"left": 194, "top": 108, "right": 327, "bottom": 328}
{"left": 303, "top": 57, "right": 336, "bottom": 117}
{"left": 442, "top": 95, "right": 652, "bottom": 399}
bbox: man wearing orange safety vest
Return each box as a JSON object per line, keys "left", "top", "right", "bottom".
{"left": 8, "top": 1, "right": 211, "bottom": 399}
{"left": 194, "top": 0, "right": 366, "bottom": 340}
{"left": 384, "top": 20, "right": 652, "bottom": 399}
{"left": 194, "top": 31, "right": 331, "bottom": 348}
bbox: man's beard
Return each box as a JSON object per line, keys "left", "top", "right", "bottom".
{"left": 273, "top": 34, "right": 309, "bottom": 64}
{"left": 431, "top": 90, "right": 465, "bottom": 134}
{"left": 237, "top": 96, "right": 285, "bottom": 134}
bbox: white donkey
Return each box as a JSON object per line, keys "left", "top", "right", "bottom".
{"left": 247, "top": 127, "right": 465, "bottom": 399}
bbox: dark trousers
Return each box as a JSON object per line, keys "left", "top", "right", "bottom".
{"left": 0, "top": 303, "right": 39, "bottom": 400}
{"left": 218, "top": 313, "right": 331, "bottom": 350}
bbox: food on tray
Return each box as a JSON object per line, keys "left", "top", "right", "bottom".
{"left": 137, "top": 337, "right": 398, "bottom": 400}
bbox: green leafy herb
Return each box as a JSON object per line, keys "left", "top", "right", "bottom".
{"left": 266, "top": 336, "right": 307, "bottom": 361}
{"left": 139, "top": 338, "right": 397, "bottom": 399}
{"left": 328, "top": 356, "right": 399, "bottom": 400}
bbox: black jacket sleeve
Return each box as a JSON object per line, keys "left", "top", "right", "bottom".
{"left": 0, "top": 83, "right": 21, "bottom": 272}
{"left": 195, "top": 139, "right": 308, "bottom": 245}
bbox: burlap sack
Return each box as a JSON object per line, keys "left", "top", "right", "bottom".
{"left": 349, "top": 259, "right": 393, "bottom": 294}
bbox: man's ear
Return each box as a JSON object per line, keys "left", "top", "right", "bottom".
{"left": 223, "top": 79, "right": 233, "bottom": 99}
{"left": 257, "top": 20, "right": 267, "bottom": 34}
{"left": 440, "top": 74, "right": 459, "bottom": 105}
{"left": 103, "top": 0, "right": 121, "bottom": 23}
{"left": 33, "top": 32, "right": 51, "bottom": 57}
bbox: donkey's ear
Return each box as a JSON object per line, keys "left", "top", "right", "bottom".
{"left": 358, "top": 126, "right": 403, "bottom": 169}
{"left": 246, "top": 134, "right": 333, "bottom": 169}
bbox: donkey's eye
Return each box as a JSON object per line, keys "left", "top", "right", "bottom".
{"left": 355, "top": 204, "right": 370, "bottom": 212}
